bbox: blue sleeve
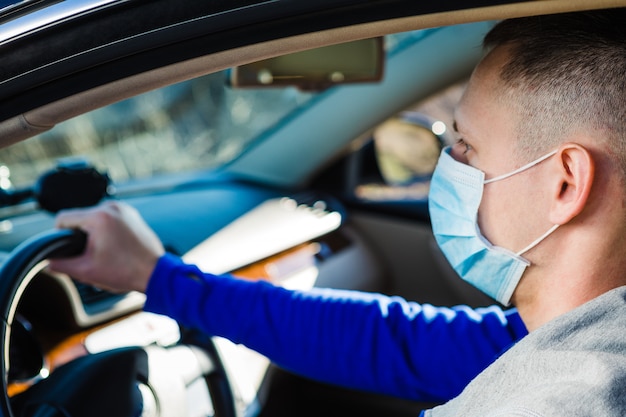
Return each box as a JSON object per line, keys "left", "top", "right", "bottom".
{"left": 144, "top": 253, "right": 527, "bottom": 402}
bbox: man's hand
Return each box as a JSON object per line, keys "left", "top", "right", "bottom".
{"left": 48, "top": 201, "right": 165, "bottom": 293}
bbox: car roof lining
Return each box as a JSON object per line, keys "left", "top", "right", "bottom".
{"left": 0, "top": 0, "right": 622, "bottom": 148}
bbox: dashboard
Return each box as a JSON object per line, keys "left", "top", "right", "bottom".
{"left": 2, "top": 180, "right": 385, "bottom": 416}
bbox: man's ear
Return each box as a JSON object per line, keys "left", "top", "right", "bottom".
{"left": 549, "top": 143, "right": 594, "bottom": 224}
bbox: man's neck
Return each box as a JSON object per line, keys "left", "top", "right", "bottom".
{"left": 515, "top": 263, "right": 624, "bottom": 331}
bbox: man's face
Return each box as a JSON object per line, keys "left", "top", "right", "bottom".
{"left": 451, "top": 46, "right": 555, "bottom": 260}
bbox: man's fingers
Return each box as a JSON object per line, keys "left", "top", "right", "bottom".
{"left": 48, "top": 257, "right": 86, "bottom": 279}
{"left": 55, "top": 203, "right": 122, "bottom": 235}
{"left": 55, "top": 208, "right": 95, "bottom": 230}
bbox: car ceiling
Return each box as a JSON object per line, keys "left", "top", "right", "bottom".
{"left": 0, "top": 0, "right": 623, "bottom": 151}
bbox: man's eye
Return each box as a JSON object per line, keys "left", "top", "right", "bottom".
{"left": 457, "top": 139, "right": 472, "bottom": 154}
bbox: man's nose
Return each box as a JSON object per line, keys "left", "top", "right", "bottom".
{"left": 449, "top": 143, "right": 469, "bottom": 164}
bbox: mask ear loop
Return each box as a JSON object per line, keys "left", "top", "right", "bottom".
{"left": 516, "top": 224, "right": 560, "bottom": 256}
{"left": 484, "top": 150, "right": 558, "bottom": 184}
{"left": 481, "top": 149, "right": 560, "bottom": 257}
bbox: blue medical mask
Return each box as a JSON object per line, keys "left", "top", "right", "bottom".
{"left": 428, "top": 146, "right": 559, "bottom": 306}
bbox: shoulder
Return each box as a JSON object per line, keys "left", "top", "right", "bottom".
{"left": 427, "top": 288, "right": 626, "bottom": 417}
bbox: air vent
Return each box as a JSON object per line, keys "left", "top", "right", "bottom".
{"left": 74, "top": 281, "right": 122, "bottom": 305}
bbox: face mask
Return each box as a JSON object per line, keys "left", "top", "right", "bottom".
{"left": 428, "top": 146, "right": 559, "bottom": 305}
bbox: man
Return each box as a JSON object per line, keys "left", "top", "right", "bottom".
{"left": 49, "top": 9, "right": 626, "bottom": 416}
{"left": 420, "top": 9, "right": 626, "bottom": 416}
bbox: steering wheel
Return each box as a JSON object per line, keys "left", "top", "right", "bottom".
{"left": 0, "top": 228, "right": 237, "bottom": 417}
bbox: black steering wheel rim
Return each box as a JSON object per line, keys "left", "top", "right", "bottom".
{"left": 0, "top": 228, "right": 237, "bottom": 417}
{"left": 0, "top": 228, "right": 86, "bottom": 417}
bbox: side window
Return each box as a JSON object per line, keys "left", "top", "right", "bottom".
{"left": 355, "top": 80, "right": 465, "bottom": 202}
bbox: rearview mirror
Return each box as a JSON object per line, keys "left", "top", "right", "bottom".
{"left": 230, "top": 38, "right": 384, "bottom": 91}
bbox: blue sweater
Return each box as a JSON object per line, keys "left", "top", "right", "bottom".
{"left": 144, "top": 253, "right": 527, "bottom": 402}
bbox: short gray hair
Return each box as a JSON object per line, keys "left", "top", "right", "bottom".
{"left": 484, "top": 9, "right": 626, "bottom": 172}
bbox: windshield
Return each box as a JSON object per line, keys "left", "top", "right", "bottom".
{"left": 0, "top": 72, "right": 315, "bottom": 189}
{"left": 0, "top": 30, "right": 426, "bottom": 190}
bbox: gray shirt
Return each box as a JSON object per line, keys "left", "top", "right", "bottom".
{"left": 426, "top": 286, "right": 626, "bottom": 417}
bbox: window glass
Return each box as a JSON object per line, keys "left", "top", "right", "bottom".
{"left": 355, "top": 80, "right": 466, "bottom": 201}
{"left": 0, "top": 29, "right": 438, "bottom": 190}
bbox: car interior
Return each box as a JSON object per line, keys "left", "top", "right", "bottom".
{"left": 0, "top": 1, "right": 624, "bottom": 417}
